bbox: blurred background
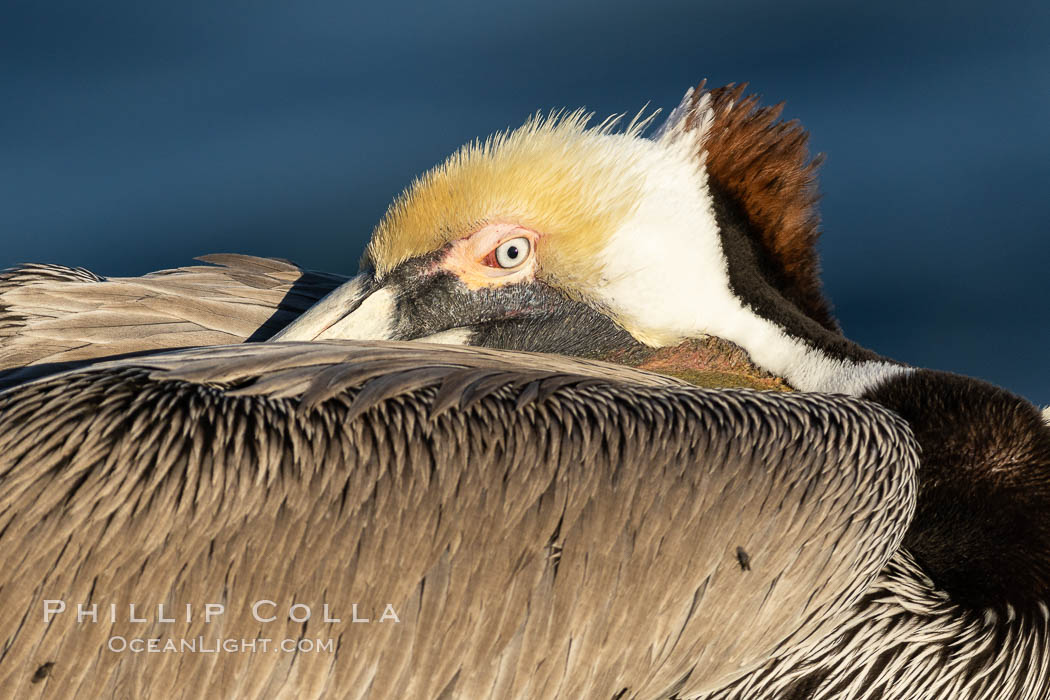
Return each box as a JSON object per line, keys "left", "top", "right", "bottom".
{"left": 2, "top": 0, "right": 1047, "bottom": 400}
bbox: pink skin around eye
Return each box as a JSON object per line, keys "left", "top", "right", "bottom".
{"left": 439, "top": 223, "right": 540, "bottom": 290}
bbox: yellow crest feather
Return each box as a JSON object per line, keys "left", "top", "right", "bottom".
{"left": 365, "top": 109, "right": 658, "bottom": 291}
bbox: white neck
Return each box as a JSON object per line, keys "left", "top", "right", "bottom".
{"left": 593, "top": 131, "right": 906, "bottom": 396}
{"left": 709, "top": 301, "right": 907, "bottom": 395}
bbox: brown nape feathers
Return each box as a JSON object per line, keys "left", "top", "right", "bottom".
{"left": 690, "top": 82, "right": 839, "bottom": 333}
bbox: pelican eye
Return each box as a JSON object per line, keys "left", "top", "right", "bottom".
{"left": 491, "top": 237, "right": 531, "bottom": 269}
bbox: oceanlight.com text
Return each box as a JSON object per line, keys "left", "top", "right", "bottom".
{"left": 107, "top": 636, "right": 336, "bottom": 654}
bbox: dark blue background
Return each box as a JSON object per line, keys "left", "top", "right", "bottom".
{"left": 2, "top": 1, "right": 1047, "bottom": 401}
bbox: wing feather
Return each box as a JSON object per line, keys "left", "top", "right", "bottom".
{"left": 0, "top": 341, "right": 917, "bottom": 698}
{"left": 0, "top": 255, "right": 347, "bottom": 374}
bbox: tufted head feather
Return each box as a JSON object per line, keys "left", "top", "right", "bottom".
{"left": 363, "top": 109, "right": 680, "bottom": 295}
{"left": 362, "top": 82, "right": 836, "bottom": 345}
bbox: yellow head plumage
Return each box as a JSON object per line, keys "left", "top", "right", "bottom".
{"left": 364, "top": 110, "right": 658, "bottom": 293}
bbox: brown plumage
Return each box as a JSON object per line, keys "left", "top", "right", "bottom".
{"left": 2, "top": 80, "right": 1046, "bottom": 699}
{"left": 693, "top": 82, "right": 837, "bottom": 333}
{"left": 706, "top": 549, "right": 1050, "bottom": 699}
{"left": 0, "top": 342, "right": 917, "bottom": 698}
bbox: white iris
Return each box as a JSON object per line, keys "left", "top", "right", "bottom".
{"left": 494, "top": 237, "right": 531, "bottom": 269}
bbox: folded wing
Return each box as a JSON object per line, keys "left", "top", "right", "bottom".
{"left": 0, "top": 341, "right": 917, "bottom": 699}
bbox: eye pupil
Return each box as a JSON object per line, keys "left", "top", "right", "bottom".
{"left": 493, "top": 236, "right": 531, "bottom": 269}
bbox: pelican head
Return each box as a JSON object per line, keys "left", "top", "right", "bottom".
{"left": 275, "top": 83, "right": 851, "bottom": 387}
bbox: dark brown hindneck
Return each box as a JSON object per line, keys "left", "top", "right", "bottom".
{"left": 699, "top": 82, "right": 839, "bottom": 334}
{"left": 707, "top": 179, "right": 894, "bottom": 368}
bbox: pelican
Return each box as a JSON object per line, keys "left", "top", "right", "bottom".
{"left": 0, "top": 83, "right": 1047, "bottom": 699}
